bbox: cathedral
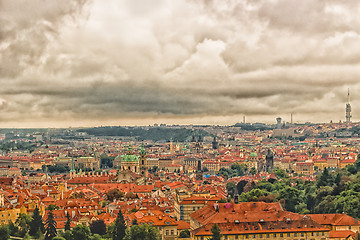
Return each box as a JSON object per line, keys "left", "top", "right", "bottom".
{"left": 118, "top": 145, "right": 148, "bottom": 179}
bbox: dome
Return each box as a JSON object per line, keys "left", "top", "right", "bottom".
{"left": 249, "top": 152, "right": 258, "bottom": 157}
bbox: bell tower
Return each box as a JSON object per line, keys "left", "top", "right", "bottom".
{"left": 139, "top": 145, "right": 148, "bottom": 179}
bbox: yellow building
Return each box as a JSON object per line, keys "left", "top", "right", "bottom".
{"left": 0, "top": 206, "right": 27, "bottom": 225}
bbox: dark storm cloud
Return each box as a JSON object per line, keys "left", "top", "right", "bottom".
{"left": 1, "top": 0, "right": 360, "bottom": 126}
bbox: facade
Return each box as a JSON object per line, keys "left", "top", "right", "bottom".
{"left": 190, "top": 202, "right": 330, "bottom": 240}
{"left": 121, "top": 146, "right": 140, "bottom": 173}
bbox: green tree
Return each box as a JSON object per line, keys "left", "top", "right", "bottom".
{"left": 209, "top": 223, "right": 222, "bottom": 240}
{"left": 29, "top": 206, "right": 44, "bottom": 237}
{"left": 90, "top": 219, "right": 107, "bottom": 236}
{"left": 8, "top": 221, "right": 18, "bottom": 236}
{"left": 278, "top": 186, "right": 301, "bottom": 212}
{"left": 179, "top": 229, "right": 191, "bottom": 238}
{"left": 106, "top": 189, "right": 125, "bottom": 202}
{"left": 0, "top": 225, "right": 9, "bottom": 240}
{"left": 44, "top": 209, "right": 57, "bottom": 240}
{"left": 113, "top": 210, "right": 126, "bottom": 240}
{"left": 15, "top": 213, "right": 32, "bottom": 237}
{"left": 71, "top": 225, "right": 91, "bottom": 240}
{"left": 124, "top": 224, "right": 160, "bottom": 240}
{"left": 61, "top": 230, "right": 72, "bottom": 240}
{"left": 131, "top": 219, "right": 138, "bottom": 226}
{"left": 65, "top": 212, "right": 71, "bottom": 231}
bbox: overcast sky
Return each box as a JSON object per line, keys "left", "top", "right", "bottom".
{"left": 1, "top": 0, "right": 360, "bottom": 127}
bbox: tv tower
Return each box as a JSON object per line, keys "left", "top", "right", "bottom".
{"left": 345, "top": 88, "right": 352, "bottom": 123}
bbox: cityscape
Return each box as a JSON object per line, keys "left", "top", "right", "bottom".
{"left": 2, "top": 0, "right": 360, "bottom": 240}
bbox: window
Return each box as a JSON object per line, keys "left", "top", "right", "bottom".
{"left": 294, "top": 233, "right": 297, "bottom": 237}
{"left": 246, "top": 235, "right": 249, "bottom": 239}
{"left": 317, "top": 232, "right": 319, "bottom": 236}
{"left": 171, "top": 230, "right": 174, "bottom": 235}
{"left": 193, "top": 207, "right": 195, "bottom": 211}
{"left": 287, "top": 233, "right": 290, "bottom": 237}
{"left": 301, "top": 232, "right": 304, "bottom": 237}
{"left": 224, "top": 236, "right": 228, "bottom": 240}
{"left": 280, "top": 233, "right": 283, "bottom": 237}
{"left": 253, "top": 234, "right": 256, "bottom": 238}
{"left": 166, "top": 230, "right": 169, "bottom": 235}
{"left": 260, "top": 234, "right": 263, "bottom": 238}
{"left": 311, "top": 232, "right": 314, "bottom": 236}
{"left": 267, "top": 234, "right": 270, "bottom": 238}
{"left": 235, "top": 235, "right": 239, "bottom": 239}
{"left": 273, "top": 234, "right": 276, "bottom": 237}
{"left": 322, "top": 232, "right": 324, "bottom": 236}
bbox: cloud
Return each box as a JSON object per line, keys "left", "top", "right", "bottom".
{"left": 1, "top": 0, "right": 360, "bottom": 127}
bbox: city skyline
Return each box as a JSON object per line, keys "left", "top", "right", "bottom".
{"left": 1, "top": 0, "right": 360, "bottom": 127}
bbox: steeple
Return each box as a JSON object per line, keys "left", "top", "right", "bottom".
{"left": 70, "top": 156, "right": 76, "bottom": 179}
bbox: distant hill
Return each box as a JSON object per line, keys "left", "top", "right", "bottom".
{"left": 77, "top": 126, "right": 209, "bottom": 142}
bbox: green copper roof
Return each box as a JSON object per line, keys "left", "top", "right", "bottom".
{"left": 121, "top": 154, "right": 139, "bottom": 162}
{"left": 250, "top": 152, "right": 258, "bottom": 157}
{"left": 140, "top": 145, "right": 146, "bottom": 156}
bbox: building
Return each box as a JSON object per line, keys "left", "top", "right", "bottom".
{"left": 121, "top": 145, "right": 140, "bottom": 173}
{"left": 265, "top": 149, "right": 274, "bottom": 171}
{"left": 190, "top": 202, "right": 330, "bottom": 240}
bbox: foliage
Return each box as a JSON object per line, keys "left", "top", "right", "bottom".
{"left": 106, "top": 189, "right": 125, "bottom": 202}
{"left": 61, "top": 230, "right": 72, "bottom": 240}
{"left": 15, "top": 213, "right": 32, "bottom": 237}
{"left": 218, "top": 163, "right": 247, "bottom": 179}
{"left": 29, "top": 206, "right": 44, "bottom": 237}
{"left": 44, "top": 209, "right": 57, "bottom": 240}
{"left": 90, "top": 220, "right": 107, "bottom": 236}
{"left": 65, "top": 212, "right": 71, "bottom": 231}
{"left": 42, "top": 164, "right": 69, "bottom": 173}
{"left": 113, "top": 210, "right": 126, "bottom": 240}
{"left": 101, "top": 155, "right": 114, "bottom": 168}
{"left": 46, "top": 204, "right": 59, "bottom": 210}
{"left": 179, "top": 229, "right": 191, "bottom": 238}
{"left": 71, "top": 224, "right": 91, "bottom": 240}
{"left": 209, "top": 223, "right": 222, "bottom": 240}
{"left": 77, "top": 126, "right": 209, "bottom": 142}
{"left": 124, "top": 224, "right": 160, "bottom": 240}
{"left": 0, "top": 225, "right": 10, "bottom": 240}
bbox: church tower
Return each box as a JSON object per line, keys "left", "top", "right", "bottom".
{"left": 266, "top": 149, "right": 274, "bottom": 171}
{"left": 346, "top": 88, "right": 352, "bottom": 123}
{"left": 139, "top": 145, "right": 148, "bottom": 179}
{"left": 195, "top": 159, "right": 203, "bottom": 181}
{"left": 70, "top": 156, "right": 76, "bottom": 179}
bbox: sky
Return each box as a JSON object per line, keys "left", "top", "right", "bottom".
{"left": 1, "top": 0, "right": 360, "bottom": 128}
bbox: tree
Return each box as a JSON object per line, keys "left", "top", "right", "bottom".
{"left": 46, "top": 204, "right": 59, "bottom": 210}
{"left": 106, "top": 189, "right": 125, "bottom": 202}
{"left": 210, "top": 223, "right": 222, "bottom": 240}
{"left": 29, "top": 206, "right": 44, "bottom": 237}
{"left": 131, "top": 219, "right": 138, "bottom": 226}
{"left": 90, "top": 219, "right": 107, "bottom": 236}
{"left": 8, "top": 221, "right": 18, "bottom": 236}
{"left": 124, "top": 224, "right": 160, "bottom": 240}
{"left": 179, "top": 229, "right": 191, "bottom": 238}
{"left": 113, "top": 210, "right": 126, "bottom": 240}
{"left": 278, "top": 186, "right": 301, "bottom": 212}
{"left": 61, "top": 230, "right": 72, "bottom": 240}
{"left": 0, "top": 225, "right": 9, "bottom": 240}
{"left": 15, "top": 213, "right": 32, "bottom": 237}
{"left": 71, "top": 225, "right": 91, "bottom": 240}
{"left": 44, "top": 209, "right": 57, "bottom": 240}
{"left": 65, "top": 212, "right": 71, "bottom": 231}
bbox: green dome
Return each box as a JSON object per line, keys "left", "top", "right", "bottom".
{"left": 121, "top": 154, "right": 139, "bottom": 162}
{"left": 250, "top": 152, "right": 258, "bottom": 157}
